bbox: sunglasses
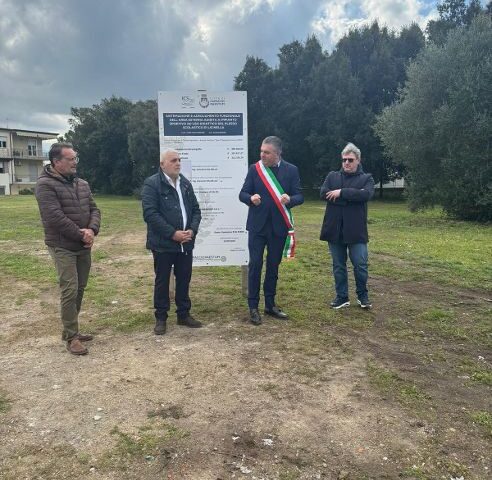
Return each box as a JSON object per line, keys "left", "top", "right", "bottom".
{"left": 342, "top": 157, "right": 355, "bottom": 163}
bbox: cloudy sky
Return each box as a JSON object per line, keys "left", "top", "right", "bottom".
{"left": 1, "top": 0, "right": 440, "bottom": 135}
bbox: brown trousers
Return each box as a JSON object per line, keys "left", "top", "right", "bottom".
{"left": 48, "top": 247, "right": 91, "bottom": 341}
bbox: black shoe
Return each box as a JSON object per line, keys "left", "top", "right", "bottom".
{"left": 357, "top": 297, "right": 372, "bottom": 309}
{"left": 249, "top": 309, "right": 262, "bottom": 325}
{"left": 330, "top": 297, "right": 350, "bottom": 309}
{"left": 177, "top": 315, "right": 202, "bottom": 328}
{"left": 264, "top": 306, "right": 288, "bottom": 319}
{"left": 154, "top": 320, "right": 167, "bottom": 335}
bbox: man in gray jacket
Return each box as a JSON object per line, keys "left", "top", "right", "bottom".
{"left": 36, "top": 142, "right": 101, "bottom": 355}
{"left": 142, "top": 150, "right": 202, "bottom": 335}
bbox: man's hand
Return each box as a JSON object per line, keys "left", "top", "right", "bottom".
{"left": 280, "top": 193, "right": 290, "bottom": 205}
{"left": 80, "top": 228, "right": 95, "bottom": 248}
{"left": 326, "top": 189, "right": 341, "bottom": 201}
{"left": 251, "top": 194, "right": 261, "bottom": 206}
{"left": 172, "top": 230, "right": 193, "bottom": 243}
{"left": 185, "top": 229, "right": 194, "bottom": 239}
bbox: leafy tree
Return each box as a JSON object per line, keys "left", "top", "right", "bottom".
{"left": 427, "top": 0, "right": 484, "bottom": 45}
{"left": 64, "top": 106, "right": 100, "bottom": 187}
{"left": 65, "top": 97, "right": 137, "bottom": 194}
{"left": 272, "top": 36, "right": 325, "bottom": 186}
{"left": 336, "top": 22, "right": 399, "bottom": 111}
{"left": 127, "top": 100, "right": 159, "bottom": 190}
{"left": 234, "top": 27, "right": 424, "bottom": 191}
{"left": 234, "top": 56, "right": 275, "bottom": 165}
{"left": 376, "top": 15, "right": 492, "bottom": 221}
{"left": 306, "top": 53, "right": 371, "bottom": 178}
{"left": 235, "top": 38, "right": 327, "bottom": 187}
{"left": 322, "top": 22, "right": 424, "bottom": 191}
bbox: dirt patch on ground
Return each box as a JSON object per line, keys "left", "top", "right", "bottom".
{"left": 0, "top": 327, "right": 434, "bottom": 480}
{"left": 0, "top": 234, "right": 490, "bottom": 480}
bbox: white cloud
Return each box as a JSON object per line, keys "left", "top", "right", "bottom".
{"left": 312, "top": 0, "right": 438, "bottom": 46}
{"left": 0, "top": 112, "right": 70, "bottom": 135}
{"left": 193, "top": 19, "right": 213, "bottom": 44}
{"left": 222, "top": 0, "right": 286, "bottom": 21}
{"left": 0, "top": 0, "right": 441, "bottom": 134}
{"left": 199, "top": 51, "right": 211, "bottom": 63}
{"left": 29, "top": 113, "right": 71, "bottom": 134}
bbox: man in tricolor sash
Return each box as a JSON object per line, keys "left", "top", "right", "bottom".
{"left": 239, "top": 136, "right": 304, "bottom": 325}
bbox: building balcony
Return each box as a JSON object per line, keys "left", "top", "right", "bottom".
{"left": 0, "top": 148, "right": 48, "bottom": 160}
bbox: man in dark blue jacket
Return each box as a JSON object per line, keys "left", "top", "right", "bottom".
{"left": 320, "top": 143, "right": 375, "bottom": 309}
{"left": 142, "top": 150, "right": 202, "bottom": 334}
{"left": 239, "top": 136, "right": 304, "bottom": 325}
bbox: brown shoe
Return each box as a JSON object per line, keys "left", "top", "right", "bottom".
{"left": 67, "top": 338, "right": 88, "bottom": 355}
{"left": 76, "top": 333, "right": 94, "bottom": 342}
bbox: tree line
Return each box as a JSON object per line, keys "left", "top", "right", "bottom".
{"left": 64, "top": 0, "right": 491, "bottom": 221}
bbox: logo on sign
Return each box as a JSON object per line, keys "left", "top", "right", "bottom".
{"left": 199, "top": 93, "right": 209, "bottom": 108}
{"left": 181, "top": 96, "right": 194, "bottom": 107}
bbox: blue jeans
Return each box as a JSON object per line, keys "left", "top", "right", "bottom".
{"left": 328, "top": 242, "right": 369, "bottom": 300}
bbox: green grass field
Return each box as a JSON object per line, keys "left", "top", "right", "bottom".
{"left": 1, "top": 195, "right": 490, "bottom": 331}
{"left": 0, "top": 195, "right": 490, "bottom": 479}
{"left": 1, "top": 195, "right": 491, "bottom": 340}
{"left": 2, "top": 195, "right": 489, "bottom": 287}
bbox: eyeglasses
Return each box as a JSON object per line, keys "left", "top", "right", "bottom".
{"left": 342, "top": 157, "right": 355, "bottom": 163}
{"left": 59, "top": 156, "right": 79, "bottom": 164}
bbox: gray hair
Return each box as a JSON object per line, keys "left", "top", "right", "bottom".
{"left": 341, "top": 142, "right": 361, "bottom": 161}
{"left": 262, "top": 136, "right": 282, "bottom": 154}
{"left": 160, "top": 149, "right": 179, "bottom": 162}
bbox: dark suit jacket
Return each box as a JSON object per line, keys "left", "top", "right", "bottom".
{"left": 239, "top": 160, "right": 304, "bottom": 237}
{"left": 142, "top": 171, "right": 201, "bottom": 253}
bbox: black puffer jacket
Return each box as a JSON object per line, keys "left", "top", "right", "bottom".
{"left": 142, "top": 170, "right": 201, "bottom": 253}
{"left": 319, "top": 165, "right": 374, "bottom": 244}
{"left": 35, "top": 165, "right": 101, "bottom": 251}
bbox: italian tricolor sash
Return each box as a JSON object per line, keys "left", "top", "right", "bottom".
{"left": 255, "top": 161, "right": 296, "bottom": 259}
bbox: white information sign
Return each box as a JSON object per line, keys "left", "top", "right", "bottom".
{"left": 158, "top": 90, "right": 249, "bottom": 266}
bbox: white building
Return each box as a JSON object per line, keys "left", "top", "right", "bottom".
{"left": 0, "top": 128, "right": 58, "bottom": 195}
{"left": 382, "top": 178, "right": 405, "bottom": 189}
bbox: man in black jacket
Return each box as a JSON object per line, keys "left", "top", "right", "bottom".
{"left": 320, "top": 143, "right": 375, "bottom": 309}
{"left": 142, "top": 150, "right": 202, "bottom": 334}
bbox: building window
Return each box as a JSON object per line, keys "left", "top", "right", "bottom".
{"left": 28, "top": 139, "right": 37, "bottom": 156}
{"left": 0, "top": 136, "right": 7, "bottom": 148}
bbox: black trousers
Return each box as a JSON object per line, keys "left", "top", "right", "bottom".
{"left": 152, "top": 250, "right": 193, "bottom": 321}
{"left": 247, "top": 222, "right": 286, "bottom": 310}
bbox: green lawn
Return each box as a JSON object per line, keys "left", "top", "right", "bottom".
{"left": 1, "top": 195, "right": 490, "bottom": 288}
{"left": 1, "top": 195, "right": 490, "bottom": 343}
{"left": 0, "top": 195, "right": 490, "bottom": 479}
